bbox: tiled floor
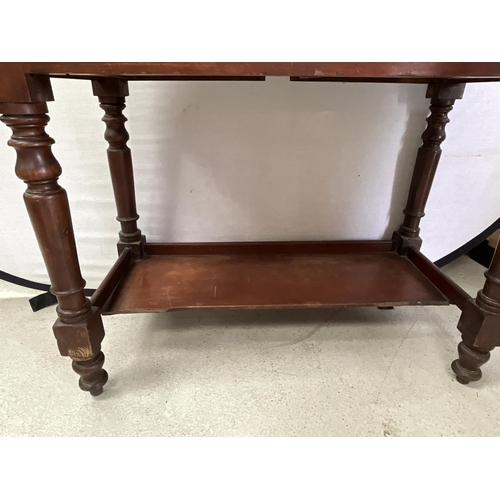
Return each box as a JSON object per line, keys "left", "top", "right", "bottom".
{"left": 1, "top": 255, "right": 499, "bottom": 436}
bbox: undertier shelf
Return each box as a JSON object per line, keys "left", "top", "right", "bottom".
{"left": 101, "top": 243, "right": 449, "bottom": 315}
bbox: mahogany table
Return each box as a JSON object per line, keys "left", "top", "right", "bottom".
{"left": 2, "top": 62, "right": 500, "bottom": 396}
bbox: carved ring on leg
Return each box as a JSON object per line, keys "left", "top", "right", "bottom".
{"left": 72, "top": 352, "right": 109, "bottom": 396}
{"left": 451, "top": 341, "right": 491, "bottom": 385}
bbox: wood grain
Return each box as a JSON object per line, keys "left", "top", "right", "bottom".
{"left": 407, "top": 247, "right": 471, "bottom": 310}
{"left": 0, "top": 102, "right": 108, "bottom": 395}
{"left": 8, "top": 62, "right": 500, "bottom": 78}
{"left": 91, "top": 248, "right": 131, "bottom": 310}
{"left": 104, "top": 251, "right": 448, "bottom": 314}
{"left": 3, "top": 63, "right": 499, "bottom": 391}
{"left": 393, "top": 82, "right": 464, "bottom": 253}
{"left": 2, "top": 63, "right": 500, "bottom": 102}
{"left": 94, "top": 79, "right": 145, "bottom": 258}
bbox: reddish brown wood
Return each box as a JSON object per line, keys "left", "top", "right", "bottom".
{"left": 74, "top": 75, "right": 268, "bottom": 82}
{"left": 0, "top": 102, "right": 108, "bottom": 396}
{"left": 452, "top": 242, "right": 500, "bottom": 383}
{"left": 91, "top": 248, "right": 132, "bottom": 310}
{"left": 103, "top": 251, "right": 448, "bottom": 315}
{"left": 452, "top": 342, "right": 491, "bottom": 385}
{"left": 2, "top": 63, "right": 500, "bottom": 102}
{"left": 407, "top": 247, "right": 471, "bottom": 310}
{"left": 72, "top": 352, "right": 108, "bottom": 396}
{"left": 393, "top": 83, "right": 466, "bottom": 253}
{"left": 3, "top": 63, "right": 500, "bottom": 392}
{"left": 0, "top": 64, "right": 54, "bottom": 104}
{"left": 291, "top": 76, "right": 500, "bottom": 84}
{"left": 93, "top": 78, "right": 145, "bottom": 259}
{"left": 145, "top": 240, "right": 394, "bottom": 255}
{"left": 20, "top": 62, "right": 500, "bottom": 80}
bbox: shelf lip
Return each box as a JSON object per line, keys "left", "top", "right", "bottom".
{"left": 407, "top": 247, "right": 472, "bottom": 311}
{"left": 91, "top": 248, "right": 132, "bottom": 311}
{"left": 101, "top": 247, "right": 449, "bottom": 316}
{"left": 103, "top": 301, "right": 448, "bottom": 315}
{"left": 145, "top": 240, "right": 394, "bottom": 256}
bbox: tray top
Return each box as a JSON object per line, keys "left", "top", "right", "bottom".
{"left": 2, "top": 62, "right": 500, "bottom": 103}
{"left": 4, "top": 62, "right": 500, "bottom": 79}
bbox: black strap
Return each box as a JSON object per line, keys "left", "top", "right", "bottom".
{"left": 29, "top": 291, "right": 58, "bottom": 312}
{"left": 0, "top": 270, "right": 95, "bottom": 312}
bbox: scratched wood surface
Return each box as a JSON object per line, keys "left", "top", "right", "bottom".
{"left": 5, "top": 62, "right": 500, "bottom": 79}
{"left": 3, "top": 62, "right": 500, "bottom": 102}
{"left": 104, "top": 252, "right": 448, "bottom": 314}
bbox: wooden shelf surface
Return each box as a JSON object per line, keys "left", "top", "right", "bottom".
{"left": 102, "top": 246, "right": 448, "bottom": 315}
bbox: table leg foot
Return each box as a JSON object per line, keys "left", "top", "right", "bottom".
{"left": 72, "top": 352, "right": 109, "bottom": 396}
{"left": 451, "top": 341, "right": 491, "bottom": 384}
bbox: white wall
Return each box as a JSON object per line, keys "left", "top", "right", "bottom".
{"left": 1, "top": 78, "right": 500, "bottom": 288}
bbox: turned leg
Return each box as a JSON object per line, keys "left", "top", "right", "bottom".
{"left": 452, "top": 242, "right": 500, "bottom": 384}
{"left": 451, "top": 342, "right": 491, "bottom": 384}
{"left": 72, "top": 352, "right": 108, "bottom": 396}
{"left": 92, "top": 78, "right": 145, "bottom": 259}
{"left": 0, "top": 102, "right": 108, "bottom": 396}
{"left": 393, "top": 82, "right": 466, "bottom": 253}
